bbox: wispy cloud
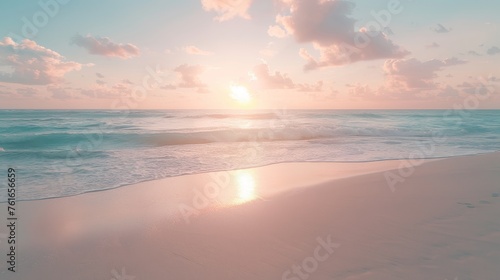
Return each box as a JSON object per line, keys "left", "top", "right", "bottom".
{"left": 71, "top": 34, "right": 140, "bottom": 59}
{"left": 487, "top": 46, "right": 500, "bottom": 55}
{"left": 426, "top": 42, "right": 440, "bottom": 48}
{"left": 201, "top": 0, "right": 253, "bottom": 21}
{"left": 184, "top": 45, "right": 213, "bottom": 56}
{"left": 433, "top": 23, "right": 451, "bottom": 33}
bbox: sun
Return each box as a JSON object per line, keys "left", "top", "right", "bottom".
{"left": 230, "top": 85, "right": 252, "bottom": 104}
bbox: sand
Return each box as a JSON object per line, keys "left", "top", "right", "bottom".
{"left": 1, "top": 153, "right": 499, "bottom": 279}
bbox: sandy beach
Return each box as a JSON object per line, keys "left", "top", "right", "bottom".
{"left": 1, "top": 153, "right": 500, "bottom": 280}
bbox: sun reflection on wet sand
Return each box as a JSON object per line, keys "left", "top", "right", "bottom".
{"left": 234, "top": 171, "right": 256, "bottom": 204}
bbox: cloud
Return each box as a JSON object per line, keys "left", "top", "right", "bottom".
{"left": 259, "top": 42, "right": 276, "bottom": 57}
{"left": 201, "top": 0, "right": 253, "bottom": 21}
{"left": 468, "top": 50, "right": 481, "bottom": 56}
{"left": 347, "top": 83, "right": 375, "bottom": 98}
{"left": 259, "top": 48, "right": 276, "bottom": 57}
{"left": 0, "top": 37, "right": 86, "bottom": 85}
{"left": 443, "top": 57, "right": 467, "bottom": 66}
{"left": 71, "top": 34, "right": 140, "bottom": 59}
{"left": 273, "top": 0, "right": 408, "bottom": 69}
{"left": 488, "top": 76, "right": 499, "bottom": 82}
{"left": 249, "top": 62, "right": 322, "bottom": 91}
{"left": 173, "top": 64, "right": 206, "bottom": 89}
{"left": 457, "top": 81, "right": 495, "bottom": 96}
{"left": 183, "top": 45, "right": 213, "bottom": 55}
{"left": 297, "top": 81, "right": 323, "bottom": 92}
{"left": 268, "top": 25, "right": 287, "bottom": 38}
{"left": 160, "top": 84, "right": 177, "bottom": 90}
{"left": 276, "top": 0, "right": 355, "bottom": 45}
{"left": 436, "top": 85, "right": 460, "bottom": 98}
{"left": 17, "top": 87, "right": 40, "bottom": 97}
{"left": 48, "top": 85, "right": 77, "bottom": 99}
{"left": 426, "top": 42, "right": 440, "bottom": 48}
{"left": 383, "top": 27, "right": 394, "bottom": 36}
{"left": 383, "top": 57, "right": 466, "bottom": 89}
{"left": 79, "top": 82, "right": 131, "bottom": 98}
{"left": 0, "top": 84, "right": 50, "bottom": 99}
{"left": 346, "top": 81, "right": 463, "bottom": 100}
{"left": 487, "top": 46, "right": 500, "bottom": 55}
{"left": 251, "top": 63, "right": 294, "bottom": 89}
{"left": 96, "top": 72, "right": 105, "bottom": 78}
{"left": 433, "top": 23, "right": 451, "bottom": 33}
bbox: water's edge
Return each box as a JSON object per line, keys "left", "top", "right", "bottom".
{"left": 3, "top": 150, "right": 497, "bottom": 203}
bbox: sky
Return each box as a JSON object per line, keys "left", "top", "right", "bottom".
{"left": 0, "top": 0, "right": 499, "bottom": 109}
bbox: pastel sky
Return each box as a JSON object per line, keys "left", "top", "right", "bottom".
{"left": 0, "top": 0, "right": 499, "bottom": 109}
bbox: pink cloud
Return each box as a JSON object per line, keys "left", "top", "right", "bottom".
{"left": 184, "top": 45, "right": 213, "bottom": 55}
{"left": 251, "top": 63, "right": 294, "bottom": 89}
{"left": 384, "top": 57, "right": 466, "bottom": 89}
{"left": 79, "top": 82, "right": 131, "bottom": 98}
{"left": 268, "top": 25, "right": 287, "bottom": 38}
{"left": 297, "top": 81, "right": 323, "bottom": 92}
{"left": 249, "top": 62, "right": 322, "bottom": 91}
{"left": 201, "top": 0, "right": 253, "bottom": 21}
{"left": 174, "top": 64, "right": 206, "bottom": 89}
{"left": 457, "top": 80, "right": 496, "bottom": 96}
{"left": 343, "top": 57, "right": 470, "bottom": 100}
{"left": 259, "top": 42, "right": 277, "bottom": 57}
{"left": 72, "top": 34, "right": 140, "bottom": 59}
{"left": 273, "top": 0, "right": 409, "bottom": 69}
{"left": 347, "top": 83, "right": 375, "bottom": 98}
{"left": 0, "top": 37, "right": 86, "bottom": 85}
{"left": 47, "top": 85, "right": 77, "bottom": 99}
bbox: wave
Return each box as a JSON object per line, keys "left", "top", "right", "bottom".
{"left": 1, "top": 128, "right": 331, "bottom": 149}
{"left": 0, "top": 122, "right": 105, "bottom": 133}
{"left": 0, "top": 149, "right": 108, "bottom": 159}
{"left": 183, "top": 113, "right": 280, "bottom": 120}
{"left": 1, "top": 132, "right": 111, "bottom": 150}
{"left": 147, "top": 122, "right": 500, "bottom": 145}
{"left": 340, "top": 113, "right": 386, "bottom": 119}
{"left": 2, "top": 124, "right": 494, "bottom": 149}
{"left": 137, "top": 126, "right": 474, "bottom": 146}
{"left": 143, "top": 128, "right": 326, "bottom": 146}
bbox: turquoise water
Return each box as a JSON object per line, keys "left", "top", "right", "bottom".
{"left": 1, "top": 109, "right": 499, "bottom": 201}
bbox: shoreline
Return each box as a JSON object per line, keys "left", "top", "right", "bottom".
{"left": 3, "top": 150, "right": 498, "bottom": 203}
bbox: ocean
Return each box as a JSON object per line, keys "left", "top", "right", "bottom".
{"left": 1, "top": 109, "right": 499, "bottom": 201}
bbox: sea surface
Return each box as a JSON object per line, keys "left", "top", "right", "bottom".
{"left": 1, "top": 109, "right": 499, "bottom": 201}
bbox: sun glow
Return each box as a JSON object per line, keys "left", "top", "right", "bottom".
{"left": 230, "top": 85, "right": 252, "bottom": 104}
